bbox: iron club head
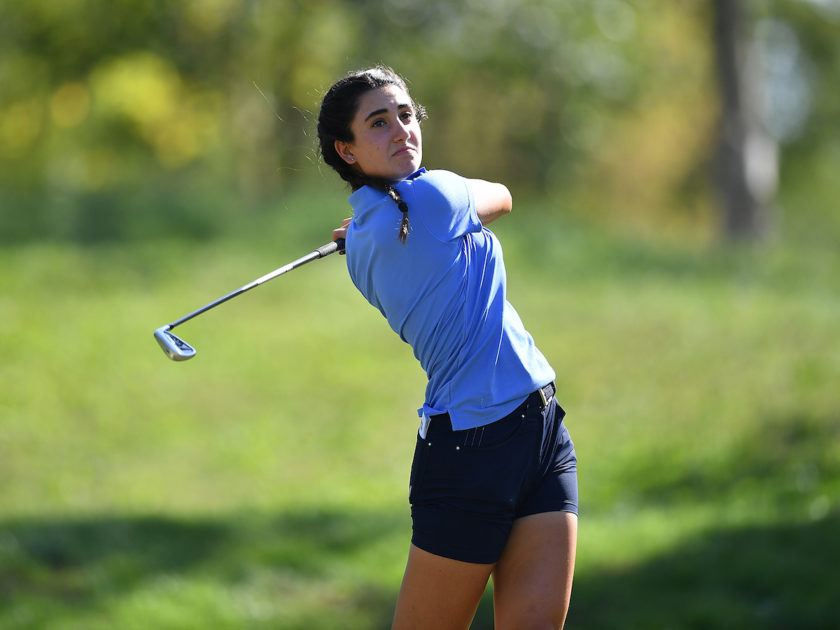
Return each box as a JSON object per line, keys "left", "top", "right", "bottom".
{"left": 154, "top": 327, "right": 197, "bottom": 361}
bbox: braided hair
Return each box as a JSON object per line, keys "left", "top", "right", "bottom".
{"left": 317, "top": 66, "right": 426, "bottom": 244}
{"left": 386, "top": 184, "right": 410, "bottom": 244}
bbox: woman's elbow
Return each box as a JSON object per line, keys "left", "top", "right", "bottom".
{"left": 493, "top": 185, "right": 512, "bottom": 219}
{"left": 500, "top": 186, "right": 513, "bottom": 215}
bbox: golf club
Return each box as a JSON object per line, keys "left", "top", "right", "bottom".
{"left": 154, "top": 238, "right": 345, "bottom": 361}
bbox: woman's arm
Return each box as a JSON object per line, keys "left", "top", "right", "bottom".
{"left": 470, "top": 179, "right": 512, "bottom": 225}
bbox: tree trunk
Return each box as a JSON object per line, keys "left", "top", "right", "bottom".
{"left": 712, "top": 0, "right": 777, "bottom": 239}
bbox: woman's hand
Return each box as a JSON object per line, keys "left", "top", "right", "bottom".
{"left": 333, "top": 217, "right": 352, "bottom": 242}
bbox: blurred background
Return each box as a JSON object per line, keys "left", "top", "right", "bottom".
{"left": 1, "top": 1, "right": 838, "bottom": 628}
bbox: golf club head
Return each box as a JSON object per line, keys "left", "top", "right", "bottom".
{"left": 154, "top": 327, "right": 196, "bottom": 361}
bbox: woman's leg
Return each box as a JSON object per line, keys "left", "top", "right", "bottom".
{"left": 492, "top": 511, "right": 578, "bottom": 630}
{"left": 391, "top": 544, "right": 495, "bottom": 630}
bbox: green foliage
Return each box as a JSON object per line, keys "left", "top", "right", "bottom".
{"left": 1, "top": 0, "right": 839, "bottom": 244}
{"left": 1, "top": 195, "right": 838, "bottom": 628}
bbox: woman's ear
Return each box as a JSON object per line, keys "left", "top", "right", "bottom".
{"left": 334, "top": 140, "right": 357, "bottom": 165}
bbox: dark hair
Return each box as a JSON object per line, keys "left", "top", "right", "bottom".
{"left": 317, "top": 66, "right": 426, "bottom": 244}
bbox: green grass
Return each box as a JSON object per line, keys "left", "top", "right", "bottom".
{"left": 1, "top": 194, "right": 838, "bottom": 629}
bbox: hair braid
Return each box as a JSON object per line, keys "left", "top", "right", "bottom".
{"left": 386, "top": 185, "right": 410, "bottom": 244}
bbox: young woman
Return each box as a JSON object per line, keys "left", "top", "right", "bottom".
{"left": 318, "top": 66, "right": 578, "bottom": 630}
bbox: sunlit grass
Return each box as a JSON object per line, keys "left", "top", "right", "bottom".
{"left": 1, "top": 202, "right": 838, "bottom": 628}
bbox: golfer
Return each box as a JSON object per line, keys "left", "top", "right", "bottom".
{"left": 318, "top": 66, "right": 578, "bottom": 630}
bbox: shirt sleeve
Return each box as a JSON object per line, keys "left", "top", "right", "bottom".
{"left": 403, "top": 170, "right": 482, "bottom": 242}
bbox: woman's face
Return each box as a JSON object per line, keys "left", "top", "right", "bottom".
{"left": 334, "top": 85, "right": 422, "bottom": 181}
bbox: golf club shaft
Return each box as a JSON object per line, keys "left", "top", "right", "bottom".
{"left": 165, "top": 238, "right": 344, "bottom": 331}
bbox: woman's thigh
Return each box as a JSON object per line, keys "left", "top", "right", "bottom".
{"left": 391, "top": 544, "right": 494, "bottom": 630}
{"left": 492, "top": 511, "right": 578, "bottom": 630}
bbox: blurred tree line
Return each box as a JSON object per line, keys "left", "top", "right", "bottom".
{"left": 1, "top": 0, "right": 838, "bottom": 244}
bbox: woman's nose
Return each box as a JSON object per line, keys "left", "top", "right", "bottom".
{"left": 393, "top": 120, "right": 410, "bottom": 141}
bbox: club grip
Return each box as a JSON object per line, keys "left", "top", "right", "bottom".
{"left": 316, "top": 238, "right": 346, "bottom": 257}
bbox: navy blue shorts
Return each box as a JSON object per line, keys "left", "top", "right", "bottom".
{"left": 408, "top": 387, "right": 578, "bottom": 564}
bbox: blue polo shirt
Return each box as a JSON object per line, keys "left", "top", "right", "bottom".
{"left": 345, "top": 168, "right": 554, "bottom": 430}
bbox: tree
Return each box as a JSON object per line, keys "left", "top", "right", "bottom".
{"left": 712, "top": 0, "right": 778, "bottom": 239}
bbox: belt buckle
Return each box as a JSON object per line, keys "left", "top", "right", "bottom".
{"left": 538, "top": 386, "right": 551, "bottom": 408}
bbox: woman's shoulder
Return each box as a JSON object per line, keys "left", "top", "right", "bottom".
{"left": 412, "top": 168, "right": 464, "bottom": 184}
{"left": 402, "top": 169, "right": 470, "bottom": 199}
{"left": 401, "top": 169, "right": 477, "bottom": 233}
